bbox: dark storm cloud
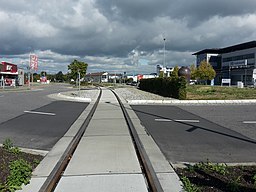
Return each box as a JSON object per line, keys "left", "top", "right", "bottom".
{"left": 0, "top": 0, "right": 256, "bottom": 73}
{"left": 95, "top": 0, "right": 256, "bottom": 24}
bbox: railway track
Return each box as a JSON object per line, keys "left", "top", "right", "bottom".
{"left": 38, "top": 87, "right": 164, "bottom": 192}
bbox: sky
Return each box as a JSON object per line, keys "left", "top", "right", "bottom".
{"left": 1, "top": 0, "right": 256, "bottom": 75}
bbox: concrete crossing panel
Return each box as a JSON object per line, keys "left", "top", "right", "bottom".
{"left": 64, "top": 136, "right": 142, "bottom": 175}
{"left": 92, "top": 108, "right": 124, "bottom": 119}
{"left": 84, "top": 119, "right": 130, "bottom": 136}
{"left": 55, "top": 174, "right": 148, "bottom": 192}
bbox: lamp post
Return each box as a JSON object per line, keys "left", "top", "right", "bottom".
{"left": 163, "top": 37, "right": 166, "bottom": 77}
{"left": 27, "top": 66, "right": 31, "bottom": 89}
{"left": 229, "top": 63, "right": 231, "bottom": 86}
{"left": 245, "top": 59, "right": 247, "bottom": 87}
{"left": 77, "top": 69, "right": 80, "bottom": 97}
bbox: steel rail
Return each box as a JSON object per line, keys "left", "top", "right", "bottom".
{"left": 39, "top": 87, "right": 102, "bottom": 192}
{"left": 111, "top": 89, "right": 164, "bottom": 192}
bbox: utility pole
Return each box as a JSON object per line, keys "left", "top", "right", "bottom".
{"left": 27, "top": 66, "right": 31, "bottom": 89}
{"left": 78, "top": 69, "right": 81, "bottom": 97}
{"left": 245, "top": 59, "right": 247, "bottom": 87}
{"left": 163, "top": 37, "right": 166, "bottom": 77}
{"left": 229, "top": 63, "right": 231, "bottom": 86}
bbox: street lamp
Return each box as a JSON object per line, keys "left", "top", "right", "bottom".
{"left": 245, "top": 59, "right": 247, "bottom": 87}
{"left": 163, "top": 37, "right": 166, "bottom": 73}
{"left": 229, "top": 63, "right": 231, "bottom": 86}
{"left": 77, "top": 69, "right": 80, "bottom": 97}
{"left": 27, "top": 66, "right": 31, "bottom": 89}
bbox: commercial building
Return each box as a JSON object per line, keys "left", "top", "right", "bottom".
{"left": 193, "top": 41, "right": 256, "bottom": 85}
{"left": 0, "top": 61, "right": 24, "bottom": 87}
{"left": 85, "top": 72, "right": 109, "bottom": 83}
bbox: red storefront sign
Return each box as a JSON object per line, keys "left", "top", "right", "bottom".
{"left": 0, "top": 62, "right": 18, "bottom": 73}
{"left": 137, "top": 74, "right": 143, "bottom": 81}
{"left": 30, "top": 54, "right": 38, "bottom": 71}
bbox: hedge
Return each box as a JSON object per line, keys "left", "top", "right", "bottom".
{"left": 138, "top": 77, "right": 187, "bottom": 100}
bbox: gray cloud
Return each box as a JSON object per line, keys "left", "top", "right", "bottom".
{"left": 0, "top": 0, "right": 256, "bottom": 74}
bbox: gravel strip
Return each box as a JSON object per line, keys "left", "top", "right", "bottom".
{"left": 52, "top": 86, "right": 175, "bottom": 102}
{"left": 114, "top": 87, "right": 175, "bottom": 101}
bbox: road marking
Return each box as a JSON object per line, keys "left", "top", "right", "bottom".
{"left": 24, "top": 111, "right": 56, "bottom": 116}
{"left": 155, "top": 119, "right": 200, "bottom": 123}
{"left": 31, "top": 89, "right": 44, "bottom": 92}
{"left": 155, "top": 119, "right": 172, "bottom": 122}
{"left": 174, "top": 119, "right": 200, "bottom": 123}
{"left": 243, "top": 121, "right": 256, "bottom": 124}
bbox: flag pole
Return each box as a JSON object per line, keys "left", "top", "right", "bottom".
{"left": 29, "top": 54, "right": 31, "bottom": 89}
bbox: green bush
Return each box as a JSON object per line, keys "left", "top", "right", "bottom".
{"left": 194, "top": 161, "right": 228, "bottom": 175}
{"left": 253, "top": 174, "right": 256, "bottom": 186}
{"left": 3, "top": 138, "right": 13, "bottom": 151}
{"left": 181, "top": 176, "right": 200, "bottom": 192}
{"left": 3, "top": 138, "right": 21, "bottom": 154}
{"left": 4, "top": 159, "right": 32, "bottom": 191}
{"left": 139, "top": 77, "right": 187, "bottom": 99}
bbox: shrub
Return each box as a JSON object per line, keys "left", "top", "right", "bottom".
{"left": 194, "top": 161, "right": 228, "bottom": 175}
{"left": 7, "top": 159, "right": 32, "bottom": 189}
{"left": 253, "top": 174, "right": 256, "bottom": 186}
{"left": 3, "top": 138, "right": 21, "bottom": 154}
{"left": 3, "top": 138, "right": 13, "bottom": 151}
{"left": 139, "top": 77, "right": 187, "bottom": 99}
{"left": 181, "top": 176, "right": 200, "bottom": 192}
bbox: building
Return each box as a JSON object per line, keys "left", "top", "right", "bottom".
{"left": 0, "top": 61, "right": 24, "bottom": 87}
{"left": 193, "top": 41, "right": 256, "bottom": 85}
{"left": 156, "top": 65, "right": 174, "bottom": 77}
{"left": 85, "top": 72, "right": 109, "bottom": 83}
{"left": 108, "top": 73, "right": 123, "bottom": 83}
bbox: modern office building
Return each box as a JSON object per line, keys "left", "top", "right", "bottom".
{"left": 193, "top": 41, "right": 256, "bottom": 85}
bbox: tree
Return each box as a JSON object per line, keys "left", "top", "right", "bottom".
{"left": 47, "top": 74, "right": 55, "bottom": 82}
{"left": 56, "top": 71, "right": 64, "bottom": 82}
{"left": 190, "top": 64, "right": 197, "bottom": 80}
{"left": 68, "top": 59, "right": 88, "bottom": 80}
{"left": 33, "top": 73, "right": 40, "bottom": 82}
{"left": 159, "top": 71, "right": 164, "bottom": 78}
{"left": 40, "top": 71, "right": 47, "bottom": 77}
{"left": 170, "top": 66, "right": 179, "bottom": 78}
{"left": 197, "top": 60, "right": 216, "bottom": 84}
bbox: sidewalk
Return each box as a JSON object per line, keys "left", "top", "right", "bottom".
{"left": 21, "top": 88, "right": 183, "bottom": 192}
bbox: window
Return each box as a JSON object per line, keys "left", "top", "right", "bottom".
{"left": 223, "top": 53, "right": 254, "bottom": 62}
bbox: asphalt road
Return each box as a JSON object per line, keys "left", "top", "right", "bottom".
{"left": 0, "top": 84, "right": 88, "bottom": 150}
{"left": 179, "top": 105, "right": 256, "bottom": 141}
{"left": 132, "top": 105, "right": 256, "bottom": 164}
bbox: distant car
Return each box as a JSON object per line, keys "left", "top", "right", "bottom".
{"left": 131, "top": 81, "right": 137, "bottom": 86}
{"left": 189, "top": 80, "right": 197, "bottom": 85}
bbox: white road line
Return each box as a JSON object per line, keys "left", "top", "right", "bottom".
{"left": 174, "top": 119, "right": 200, "bottom": 123}
{"left": 31, "top": 89, "right": 44, "bottom": 91}
{"left": 243, "top": 121, "right": 256, "bottom": 124}
{"left": 155, "top": 119, "right": 200, "bottom": 123}
{"left": 24, "top": 111, "right": 56, "bottom": 116}
{"left": 155, "top": 119, "right": 172, "bottom": 122}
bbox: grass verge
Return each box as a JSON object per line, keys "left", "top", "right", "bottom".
{"left": 187, "top": 85, "right": 256, "bottom": 100}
